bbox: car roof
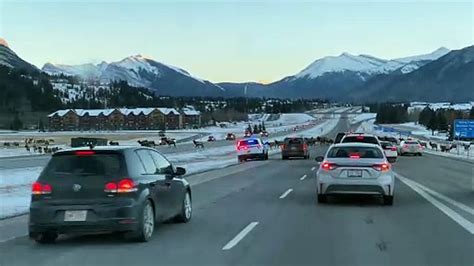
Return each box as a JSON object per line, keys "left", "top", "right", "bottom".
{"left": 331, "top": 142, "right": 382, "bottom": 148}
{"left": 54, "top": 145, "right": 141, "bottom": 155}
{"left": 343, "top": 133, "right": 377, "bottom": 138}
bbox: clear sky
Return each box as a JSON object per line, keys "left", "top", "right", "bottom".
{"left": 1, "top": 0, "right": 473, "bottom": 83}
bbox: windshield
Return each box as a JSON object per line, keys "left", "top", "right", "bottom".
{"left": 327, "top": 146, "right": 384, "bottom": 158}
{"left": 341, "top": 136, "right": 379, "bottom": 145}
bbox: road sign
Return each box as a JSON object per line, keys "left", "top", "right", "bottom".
{"left": 454, "top": 119, "right": 474, "bottom": 139}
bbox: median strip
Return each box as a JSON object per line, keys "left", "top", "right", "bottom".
{"left": 279, "top": 188, "right": 293, "bottom": 199}
{"left": 222, "top": 222, "right": 259, "bottom": 250}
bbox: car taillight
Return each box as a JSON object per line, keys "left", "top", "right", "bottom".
{"left": 321, "top": 162, "right": 338, "bottom": 171}
{"left": 418, "top": 144, "right": 423, "bottom": 149}
{"left": 391, "top": 146, "right": 397, "bottom": 151}
{"left": 373, "top": 163, "right": 390, "bottom": 172}
{"left": 403, "top": 145, "right": 408, "bottom": 149}
{"left": 237, "top": 145, "right": 248, "bottom": 151}
{"left": 104, "top": 178, "right": 137, "bottom": 193}
{"left": 32, "top": 181, "right": 52, "bottom": 195}
{"left": 303, "top": 144, "right": 308, "bottom": 150}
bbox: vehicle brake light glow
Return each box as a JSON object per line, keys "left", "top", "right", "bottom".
{"left": 403, "top": 145, "right": 409, "bottom": 149}
{"left": 75, "top": 150, "right": 95, "bottom": 156}
{"left": 372, "top": 163, "right": 390, "bottom": 172}
{"left": 349, "top": 154, "right": 360, "bottom": 159}
{"left": 390, "top": 146, "right": 397, "bottom": 151}
{"left": 356, "top": 136, "right": 364, "bottom": 140}
{"left": 32, "top": 181, "right": 52, "bottom": 195}
{"left": 321, "top": 162, "right": 338, "bottom": 171}
{"left": 104, "top": 178, "right": 137, "bottom": 193}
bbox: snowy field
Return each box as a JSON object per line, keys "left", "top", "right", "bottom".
{"left": 0, "top": 116, "right": 338, "bottom": 219}
{"left": 350, "top": 113, "right": 376, "bottom": 124}
{"left": 355, "top": 119, "right": 473, "bottom": 161}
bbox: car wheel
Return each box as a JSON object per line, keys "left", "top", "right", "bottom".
{"left": 383, "top": 195, "right": 394, "bottom": 206}
{"left": 265, "top": 153, "right": 269, "bottom": 160}
{"left": 130, "top": 200, "right": 154, "bottom": 242}
{"left": 238, "top": 156, "right": 244, "bottom": 162}
{"left": 317, "top": 194, "right": 327, "bottom": 204}
{"left": 282, "top": 156, "right": 287, "bottom": 160}
{"left": 34, "top": 232, "right": 58, "bottom": 244}
{"left": 174, "top": 191, "right": 192, "bottom": 223}
{"left": 418, "top": 153, "right": 422, "bottom": 156}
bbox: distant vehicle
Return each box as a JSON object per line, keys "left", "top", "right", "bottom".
{"left": 29, "top": 146, "right": 192, "bottom": 243}
{"left": 399, "top": 140, "right": 423, "bottom": 156}
{"left": 158, "top": 131, "right": 166, "bottom": 137}
{"left": 260, "top": 131, "right": 269, "bottom": 137}
{"left": 236, "top": 138, "right": 269, "bottom": 162}
{"left": 334, "top": 132, "right": 346, "bottom": 143}
{"left": 226, "top": 133, "right": 236, "bottom": 141}
{"left": 281, "top": 137, "right": 310, "bottom": 160}
{"left": 341, "top": 133, "right": 381, "bottom": 146}
{"left": 207, "top": 136, "right": 216, "bottom": 142}
{"left": 315, "top": 143, "right": 395, "bottom": 205}
{"left": 380, "top": 141, "right": 398, "bottom": 162}
{"left": 244, "top": 131, "right": 252, "bottom": 138}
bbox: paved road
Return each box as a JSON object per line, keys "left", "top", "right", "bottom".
{"left": 1, "top": 118, "right": 472, "bottom": 266}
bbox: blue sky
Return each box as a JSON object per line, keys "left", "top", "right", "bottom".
{"left": 1, "top": 0, "right": 473, "bottom": 82}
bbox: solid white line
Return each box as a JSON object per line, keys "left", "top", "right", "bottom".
{"left": 222, "top": 222, "right": 259, "bottom": 250}
{"left": 300, "top": 174, "right": 307, "bottom": 181}
{"left": 311, "top": 167, "right": 316, "bottom": 171}
{"left": 396, "top": 174, "right": 474, "bottom": 234}
{"left": 401, "top": 176, "right": 474, "bottom": 216}
{"left": 279, "top": 188, "right": 293, "bottom": 199}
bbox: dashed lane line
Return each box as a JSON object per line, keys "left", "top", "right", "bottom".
{"left": 222, "top": 222, "right": 259, "bottom": 250}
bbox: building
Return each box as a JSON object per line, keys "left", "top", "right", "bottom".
{"left": 47, "top": 107, "right": 201, "bottom": 131}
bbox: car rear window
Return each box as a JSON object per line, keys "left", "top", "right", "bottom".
{"left": 327, "top": 147, "right": 384, "bottom": 158}
{"left": 42, "top": 153, "right": 123, "bottom": 177}
{"left": 341, "top": 136, "right": 379, "bottom": 145}
{"left": 240, "top": 139, "right": 260, "bottom": 145}
{"left": 380, "top": 142, "right": 392, "bottom": 149}
{"left": 285, "top": 138, "right": 303, "bottom": 145}
{"left": 406, "top": 141, "right": 419, "bottom": 145}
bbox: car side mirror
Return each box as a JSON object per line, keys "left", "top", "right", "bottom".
{"left": 387, "top": 157, "right": 397, "bottom": 163}
{"left": 315, "top": 156, "right": 324, "bottom": 162}
{"left": 175, "top": 167, "right": 186, "bottom": 176}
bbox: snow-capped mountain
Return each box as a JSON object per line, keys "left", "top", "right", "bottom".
{"left": 293, "top": 47, "right": 450, "bottom": 79}
{"left": 0, "top": 38, "right": 38, "bottom": 72}
{"left": 43, "top": 55, "right": 226, "bottom": 97}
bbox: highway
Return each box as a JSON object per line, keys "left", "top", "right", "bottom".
{"left": 0, "top": 117, "right": 472, "bottom": 266}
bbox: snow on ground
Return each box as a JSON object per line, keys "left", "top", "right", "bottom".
{"left": 0, "top": 167, "right": 43, "bottom": 218}
{"left": 355, "top": 120, "right": 473, "bottom": 161}
{"left": 0, "top": 117, "right": 340, "bottom": 218}
{"left": 350, "top": 113, "right": 376, "bottom": 124}
{"left": 270, "top": 113, "right": 315, "bottom": 125}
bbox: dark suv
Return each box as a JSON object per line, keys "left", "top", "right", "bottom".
{"left": 29, "top": 146, "right": 192, "bottom": 243}
{"left": 281, "top": 137, "right": 310, "bottom": 159}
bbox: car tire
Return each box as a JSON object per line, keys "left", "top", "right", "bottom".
{"left": 34, "top": 232, "right": 58, "bottom": 244}
{"left": 174, "top": 191, "right": 192, "bottom": 223}
{"left": 383, "top": 195, "right": 394, "bottom": 206}
{"left": 317, "top": 194, "right": 327, "bottom": 204}
{"left": 265, "top": 153, "right": 269, "bottom": 160}
{"left": 238, "top": 156, "right": 244, "bottom": 162}
{"left": 282, "top": 156, "right": 287, "bottom": 160}
{"left": 129, "top": 200, "right": 155, "bottom": 242}
{"left": 418, "top": 153, "right": 422, "bottom": 156}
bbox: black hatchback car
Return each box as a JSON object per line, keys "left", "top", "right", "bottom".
{"left": 29, "top": 146, "right": 192, "bottom": 243}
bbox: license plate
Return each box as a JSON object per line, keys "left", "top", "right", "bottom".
{"left": 347, "top": 170, "right": 363, "bottom": 177}
{"left": 291, "top": 147, "right": 297, "bottom": 150}
{"left": 64, "top": 210, "right": 87, "bottom": 222}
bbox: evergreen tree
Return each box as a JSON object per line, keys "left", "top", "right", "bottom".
{"left": 470, "top": 107, "right": 474, "bottom": 119}
{"left": 11, "top": 113, "right": 23, "bottom": 130}
{"left": 258, "top": 124, "right": 263, "bottom": 132}
{"left": 436, "top": 111, "right": 448, "bottom": 131}
{"left": 427, "top": 113, "right": 438, "bottom": 135}
{"left": 38, "top": 119, "right": 45, "bottom": 132}
{"left": 253, "top": 124, "right": 259, "bottom": 134}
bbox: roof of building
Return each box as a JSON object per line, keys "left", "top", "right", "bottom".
{"left": 48, "top": 107, "right": 190, "bottom": 117}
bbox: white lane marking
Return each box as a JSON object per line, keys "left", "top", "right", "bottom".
{"left": 311, "top": 167, "right": 316, "bottom": 171}
{"left": 300, "top": 174, "right": 307, "bottom": 181}
{"left": 396, "top": 174, "right": 474, "bottom": 234}
{"left": 279, "top": 188, "right": 293, "bottom": 199}
{"left": 222, "top": 222, "right": 259, "bottom": 250}
{"left": 400, "top": 176, "right": 474, "bottom": 216}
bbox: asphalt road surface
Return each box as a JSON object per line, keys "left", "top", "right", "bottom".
{"left": 0, "top": 118, "right": 472, "bottom": 266}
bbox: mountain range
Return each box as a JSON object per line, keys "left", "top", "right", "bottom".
{"left": 1, "top": 37, "right": 473, "bottom": 102}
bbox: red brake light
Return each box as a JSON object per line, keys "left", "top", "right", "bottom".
{"left": 75, "top": 150, "right": 95, "bottom": 156}
{"left": 391, "top": 146, "right": 397, "bottom": 151}
{"left": 104, "top": 178, "right": 137, "bottom": 193}
{"left": 373, "top": 163, "right": 390, "bottom": 172}
{"left": 321, "top": 162, "right": 338, "bottom": 171}
{"left": 356, "top": 136, "right": 364, "bottom": 140}
{"left": 349, "top": 154, "right": 360, "bottom": 159}
{"left": 32, "top": 181, "right": 52, "bottom": 195}
{"left": 403, "top": 145, "right": 408, "bottom": 148}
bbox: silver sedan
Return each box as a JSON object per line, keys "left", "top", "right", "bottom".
{"left": 315, "top": 143, "right": 395, "bottom": 205}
